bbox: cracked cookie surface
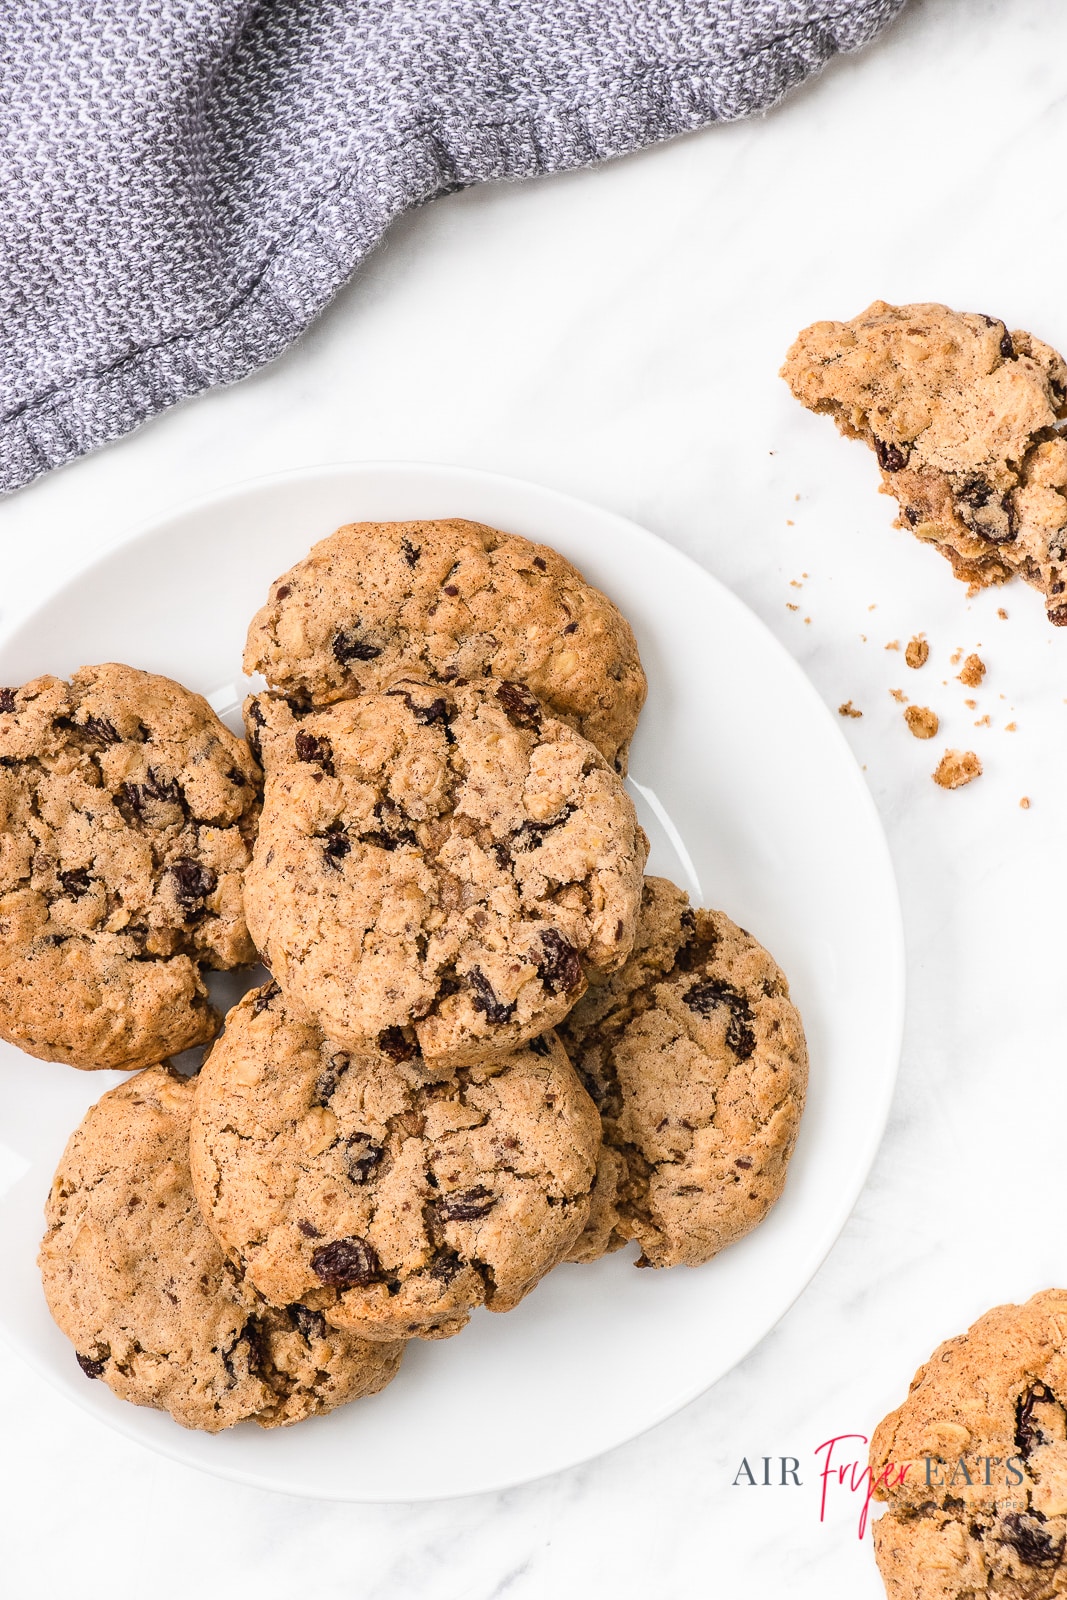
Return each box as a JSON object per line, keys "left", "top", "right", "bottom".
{"left": 870, "top": 1289, "right": 1067, "bottom": 1598}
{"left": 559, "top": 876, "right": 807, "bottom": 1269}
{"left": 39, "top": 1067, "right": 403, "bottom": 1432}
{"left": 783, "top": 301, "right": 1067, "bottom": 623}
{"left": 190, "top": 985, "right": 601, "bottom": 1341}
{"left": 243, "top": 518, "right": 647, "bottom": 773}
{"left": 244, "top": 681, "right": 647, "bottom": 1069}
{"left": 0, "top": 665, "right": 261, "bottom": 1069}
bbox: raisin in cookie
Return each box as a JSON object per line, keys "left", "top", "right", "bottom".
{"left": 559, "top": 876, "right": 807, "bottom": 1269}
{"left": 244, "top": 682, "right": 647, "bottom": 1069}
{"left": 870, "top": 1289, "right": 1067, "bottom": 1598}
{"left": 243, "top": 518, "right": 646, "bottom": 773}
{"left": 0, "top": 666, "right": 260, "bottom": 1070}
{"left": 39, "top": 1067, "right": 403, "bottom": 1432}
{"left": 783, "top": 301, "right": 1067, "bottom": 623}
{"left": 190, "top": 985, "right": 601, "bottom": 1342}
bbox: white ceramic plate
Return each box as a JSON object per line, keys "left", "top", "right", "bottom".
{"left": 0, "top": 463, "right": 904, "bottom": 1501}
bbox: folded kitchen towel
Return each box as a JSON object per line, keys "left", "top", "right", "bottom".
{"left": 1, "top": 0, "right": 905, "bottom": 495}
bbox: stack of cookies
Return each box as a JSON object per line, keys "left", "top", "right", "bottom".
{"left": 3, "top": 518, "right": 808, "bottom": 1433}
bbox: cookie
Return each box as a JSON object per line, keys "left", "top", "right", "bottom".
{"left": 0, "top": 665, "right": 261, "bottom": 1070}
{"left": 782, "top": 301, "right": 1067, "bottom": 624}
{"left": 870, "top": 1289, "right": 1067, "bottom": 1598}
{"left": 244, "top": 681, "right": 647, "bottom": 1069}
{"left": 190, "top": 985, "right": 601, "bottom": 1342}
{"left": 39, "top": 1067, "right": 403, "bottom": 1432}
{"left": 559, "top": 876, "right": 807, "bottom": 1269}
{"left": 243, "top": 518, "right": 647, "bottom": 773}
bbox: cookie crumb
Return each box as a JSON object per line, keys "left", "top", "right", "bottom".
{"left": 1005, "top": 721, "right": 1017, "bottom": 732}
{"left": 868, "top": 604, "right": 877, "bottom": 611}
{"left": 950, "top": 648, "right": 963, "bottom": 666}
{"left": 838, "top": 701, "right": 862, "bottom": 719}
{"left": 786, "top": 603, "right": 799, "bottom": 612}
{"left": 790, "top": 579, "right": 802, "bottom": 588}
{"left": 997, "top": 608, "right": 1008, "bottom": 620}
{"left": 889, "top": 688, "right": 907, "bottom": 704}
{"left": 1020, "top": 796, "right": 1031, "bottom": 810}
{"left": 958, "top": 653, "right": 986, "bottom": 688}
{"left": 964, "top": 698, "right": 977, "bottom": 710}
{"left": 933, "top": 749, "right": 982, "bottom": 789}
{"left": 885, "top": 640, "right": 900, "bottom": 651}
{"left": 804, "top": 616, "right": 811, "bottom": 624}
{"left": 905, "top": 636, "right": 929, "bottom": 669}
{"left": 974, "top": 715, "right": 991, "bottom": 727}
{"left": 786, "top": 519, "right": 794, "bottom": 526}
{"left": 905, "top": 706, "right": 938, "bottom": 740}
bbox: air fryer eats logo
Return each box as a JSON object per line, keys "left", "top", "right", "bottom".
{"left": 731, "top": 1435, "right": 1026, "bottom": 1539}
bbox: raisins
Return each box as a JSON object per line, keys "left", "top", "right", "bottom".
{"left": 82, "top": 715, "right": 120, "bottom": 747}
{"left": 1000, "top": 332, "right": 1016, "bottom": 359}
{"left": 287, "top": 1303, "right": 327, "bottom": 1342}
{"left": 76, "top": 1352, "right": 107, "bottom": 1379}
{"left": 0, "top": 689, "right": 15, "bottom": 713}
{"left": 529, "top": 1034, "right": 552, "bottom": 1057}
{"left": 1016, "top": 1383, "right": 1059, "bottom": 1457}
{"left": 297, "top": 1219, "right": 322, "bottom": 1238}
{"left": 429, "top": 1249, "right": 463, "bottom": 1282}
{"left": 537, "top": 928, "right": 582, "bottom": 995}
{"left": 874, "top": 438, "right": 910, "bottom": 472}
{"left": 345, "top": 1136, "right": 384, "bottom": 1184}
{"left": 401, "top": 537, "right": 421, "bottom": 567}
{"left": 495, "top": 681, "right": 541, "bottom": 729}
{"left": 59, "top": 868, "right": 91, "bottom": 899}
{"left": 168, "top": 857, "right": 217, "bottom": 911}
{"left": 434, "top": 1186, "right": 496, "bottom": 1222}
{"left": 333, "top": 627, "right": 382, "bottom": 665}
{"left": 467, "top": 967, "right": 515, "bottom": 1025}
{"left": 379, "top": 1026, "right": 416, "bottom": 1062}
{"left": 323, "top": 830, "right": 351, "bottom": 868}
{"left": 684, "top": 979, "right": 756, "bottom": 1060}
{"left": 310, "top": 1237, "right": 381, "bottom": 1288}
{"left": 294, "top": 730, "right": 334, "bottom": 774}
{"left": 386, "top": 687, "right": 451, "bottom": 727}
{"left": 1000, "top": 1512, "right": 1065, "bottom": 1568}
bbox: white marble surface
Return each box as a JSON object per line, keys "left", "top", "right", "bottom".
{"left": 3, "top": 0, "right": 1067, "bottom": 1592}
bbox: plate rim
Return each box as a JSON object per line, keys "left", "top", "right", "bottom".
{"left": 0, "top": 459, "right": 906, "bottom": 1501}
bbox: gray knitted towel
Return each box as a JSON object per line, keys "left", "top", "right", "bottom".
{"left": 1, "top": 1, "right": 905, "bottom": 496}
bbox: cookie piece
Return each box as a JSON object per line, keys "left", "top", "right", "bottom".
{"left": 244, "top": 681, "right": 647, "bottom": 1069}
{"left": 782, "top": 302, "right": 1067, "bottom": 624}
{"left": 190, "top": 986, "right": 601, "bottom": 1341}
{"left": 243, "top": 518, "right": 646, "bottom": 773}
{"left": 0, "top": 666, "right": 261, "bottom": 1070}
{"left": 39, "top": 1067, "right": 403, "bottom": 1432}
{"left": 870, "top": 1289, "right": 1067, "bottom": 1598}
{"left": 559, "top": 876, "right": 808, "bottom": 1269}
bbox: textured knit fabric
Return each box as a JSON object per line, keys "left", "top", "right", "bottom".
{"left": 0, "top": 1, "right": 905, "bottom": 495}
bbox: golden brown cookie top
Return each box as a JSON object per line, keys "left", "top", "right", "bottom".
{"left": 244, "top": 681, "right": 647, "bottom": 1068}
{"left": 561, "top": 876, "right": 807, "bottom": 1269}
{"left": 39, "top": 1067, "right": 403, "bottom": 1432}
{"left": 190, "top": 986, "right": 601, "bottom": 1342}
{"left": 782, "top": 301, "right": 1067, "bottom": 623}
{"left": 0, "top": 664, "right": 261, "bottom": 1069}
{"left": 871, "top": 1290, "right": 1067, "bottom": 1597}
{"left": 243, "top": 518, "right": 647, "bottom": 773}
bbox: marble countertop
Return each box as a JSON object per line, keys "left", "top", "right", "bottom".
{"left": 3, "top": 0, "right": 1066, "bottom": 1593}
